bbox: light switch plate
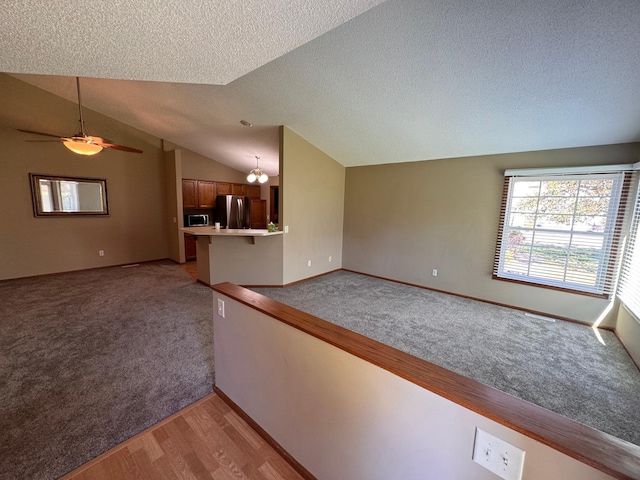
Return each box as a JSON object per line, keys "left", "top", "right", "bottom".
{"left": 473, "top": 428, "right": 525, "bottom": 480}
{"left": 217, "top": 299, "right": 225, "bottom": 318}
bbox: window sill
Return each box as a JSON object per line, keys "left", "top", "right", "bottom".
{"left": 492, "top": 275, "right": 611, "bottom": 299}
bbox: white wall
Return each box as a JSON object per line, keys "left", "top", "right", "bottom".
{"left": 214, "top": 295, "right": 615, "bottom": 480}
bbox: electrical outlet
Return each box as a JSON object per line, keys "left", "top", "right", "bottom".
{"left": 307, "top": 260, "right": 312, "bottom": 267}
{"left": 284, "top": 225, "right": 289, "bottom": 233}
{"left": 217, "top": 299, "right": 225, "bottom": 318}
{"left": 172, "top": 217, "right": 177, "bottom": 223}
{"left": 329, "top": 256, "right": 332, "bottom": 262}
{"left": 99, "top": 250, "right": 105, "bottom": 257}
{"left": 473, "top": 428, "right": 525, "bottom": 480}
{"left": 432, "top": 269, "right": 437, "bottom": 277}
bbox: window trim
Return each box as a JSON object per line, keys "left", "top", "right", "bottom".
{"left": 493, "top": 171, "right": 630, "bottom": 297}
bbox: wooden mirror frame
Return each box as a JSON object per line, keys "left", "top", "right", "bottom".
{"left": 29, "top": 173, "right": 109, "bottom": 217}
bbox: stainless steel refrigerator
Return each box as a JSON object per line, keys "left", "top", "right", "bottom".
{"left": 215, "top": 195, "right": 252, "bottom": 229}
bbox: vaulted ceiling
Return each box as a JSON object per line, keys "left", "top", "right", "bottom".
{"left": 2, "top": 0, "right": 640, "bottom": 176}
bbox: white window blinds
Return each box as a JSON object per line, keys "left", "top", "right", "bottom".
{"left": 618, "top": 181, "right": 640, "bottom": 318}
{"left": 494, "top": 172, "right": 629, "bottom": 296}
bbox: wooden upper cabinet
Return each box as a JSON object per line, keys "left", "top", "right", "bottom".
{"left": 250, "top": 199, "right": 267, "bottom": 228}
{"left": 182, "top": 178, "right": 262, "bottom": 209}
{"left": 182, "top": 179, "right": 198, "bottom": 209}
{"left": 245, "top": 184, "right": 261, "bottom": 198}
{"left": 216, "top": 183, "right": 231, "bottom": 196}
{"left": 198, "top": 181, "right": 216, "bottom": 208}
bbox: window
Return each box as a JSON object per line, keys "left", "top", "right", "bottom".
{"left": 494, "top": 172, "right": 627, "bottom": 296}
{"left": 618, "top": 183, "right": 640, "bottom": 318}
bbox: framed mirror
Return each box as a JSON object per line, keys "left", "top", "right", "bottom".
{"left": 29, "top": 174, "right": 109, "bottom": 216}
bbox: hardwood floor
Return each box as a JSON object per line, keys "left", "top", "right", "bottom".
{"left": 61, "top": 393, "right": 303, "bottom": 480}
{"left": 182, "top": 261, "right": 198, "bottom": 280}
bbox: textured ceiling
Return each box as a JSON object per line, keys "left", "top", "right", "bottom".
{"left": 3, "top": 0, "right": 640, "bottom": 175}
{"left": 0, "top": 0, "right": 383, "bottom": 84}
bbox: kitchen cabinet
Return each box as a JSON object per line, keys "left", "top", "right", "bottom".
{"left": 182, "top": 178, "right": 264, "bottom": 209}
{"left": 245, "top": 184, "right": 261, "bottom": 198}
{"left": 251, "top": 199, "right": 267, "bottom": 228}
{"left": 182, "top": 179, "right": 198, "bottom": 209}
{"left": 184, "top": 233, "right": 196, "bottom": 261}
{"left": 198, "top": 181, "right": 216, "bottom": 208}
{"left": 217, "top": 183, "right": 231, "bottom": 195}
{"left": 183, "top": 179, "right": 215, "bottom": 209}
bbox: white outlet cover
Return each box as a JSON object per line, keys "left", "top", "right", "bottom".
{"left": 217, "top": 299, "right": 225, "bottom": 318}
{"left": 473, "top": 428, "right": 525, "bottom": 480}
{"left": 284, "top": 225, "right": 289, "bottom": 233}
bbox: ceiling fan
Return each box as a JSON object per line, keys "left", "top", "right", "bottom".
{"left": 18, "top": 77, "right": 142, "bottom": 156}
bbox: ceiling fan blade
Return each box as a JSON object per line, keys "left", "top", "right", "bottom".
{"left": 103, "top": 143, "right": 143, "bottom": 154}
{"left": 87, "top": 136, "right": 141, "bottom": 153}
{"left": 18, "top": 129, "right": 63, "bottom": 139}
{"left": 19, "top": 81, "right": 142, "bottom": 155}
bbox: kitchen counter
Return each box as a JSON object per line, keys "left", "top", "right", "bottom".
{"left": 181, "top": 227, "right": 283, "bottom": 237}
{"left": 180, "top": 227, "right": 284, "bottom": 286}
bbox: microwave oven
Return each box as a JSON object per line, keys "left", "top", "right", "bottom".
{"left": 185, "top": 214, "right": 209, "bottom": 227}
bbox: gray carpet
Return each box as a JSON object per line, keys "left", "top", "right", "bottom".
{"left": 0, "top": 261, "right": 214, "bottom": 480}
{"left": 252, "top": 270, "right": 640, "bottom": 446}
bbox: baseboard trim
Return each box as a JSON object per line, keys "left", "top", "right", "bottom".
{"left": 282, "top": 269, "right": 343, "bottom": 288}
{"left": 341, "top": 268, "right": 615, "bottom": 331}
{"left": 0, "top": 258, "right": 171, "bottom": 283}
{"left": 214, "top": 386, "right": 317, "bottom": 480}
{"left": 238, "top": 269, "right": 343, "bottom": 289}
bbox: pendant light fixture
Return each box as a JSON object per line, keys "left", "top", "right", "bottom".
{"left": 63, "top": 138, "right": 103, "bottom": 155}
{"left": 247, "top": 156, "right": 268, "bottom": 184}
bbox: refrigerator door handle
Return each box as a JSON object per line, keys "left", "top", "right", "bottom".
{"left": 236, "top": 198, "right": 242, "bottom": 229}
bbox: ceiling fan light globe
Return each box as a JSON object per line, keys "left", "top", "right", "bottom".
{"left": 258, "top": 173, "right": 268, "bottom": 183}
{"left": 63, "top": 140, "right": 103, "bottom": 156}
{"left": 247, "top": 172, "right": 257, "bottom": 183}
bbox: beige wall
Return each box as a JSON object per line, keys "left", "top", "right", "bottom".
{"left": 343, "top": 143, "right": 640, "bottom": 327}
{"left": 281, "top": 127, "right": 345, "bottom": 284}
{"left": 0, "top": 74, "right": 168, "bottom": 280}
{"left": 164, "top": 149, "right": 183, "bottom": 263}
{"left": 214, "top": 294, "right": 615, "bottom": 480}
{"left": 616, "top": 306, "right": 640, "bottom": 366}
{"left": 197, "top": 234, "right": 284, "bottom": 286}
{"left": 164, "top": 140, "right": 249, "bottom": 185}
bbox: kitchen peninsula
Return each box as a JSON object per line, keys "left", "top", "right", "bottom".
{"left": 181, "top": 227, "right": 284, "bottom": 286}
